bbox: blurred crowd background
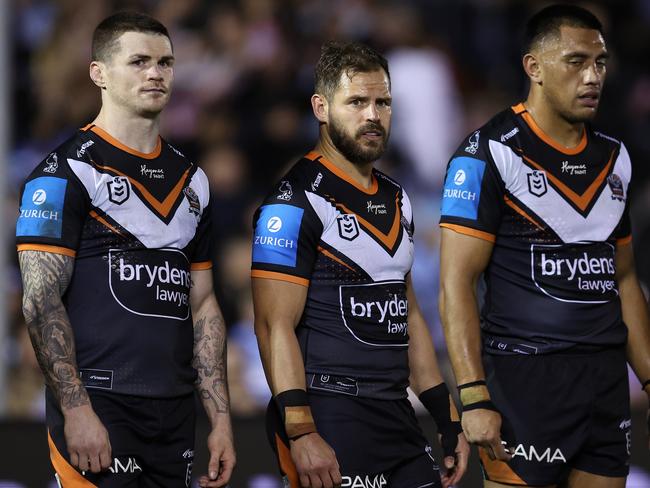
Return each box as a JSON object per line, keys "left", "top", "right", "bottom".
{"left": 3, "top": 0, "right": 650, "bottom": 485}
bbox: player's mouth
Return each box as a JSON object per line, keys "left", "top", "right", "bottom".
{"left": 141, "top": 87, "right": 167, "bottom": 95}
{"left": 577, "top": 90, "right": 600, "bottom": 108}
{"left": 357, "top": 124, "right": 385, "bottom": 141}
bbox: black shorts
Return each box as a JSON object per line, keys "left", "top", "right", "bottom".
{"left": 47, "top": 389, "right": 195, "bottom": 487}
{"left": 481, "top": 347, "right": 631, "bottom": 485}
{"left": 266, "top": 392, "right": 441, "bottom": 488}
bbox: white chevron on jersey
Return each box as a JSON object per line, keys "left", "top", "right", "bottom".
{"left": 488, "top": 140, "right": 630, "bottom": 243}
{"left": 68, "top": 158, "right": 209, "bottom": 249}
{"left": 305, "top": 190, "right": 414, "bottom": 281}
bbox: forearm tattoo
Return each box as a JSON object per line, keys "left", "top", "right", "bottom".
{"left": 192, "top": 311, "right": 230, "bottom": 415}
{"left": 18, "top": 251, "right": 89, "bottom": 410}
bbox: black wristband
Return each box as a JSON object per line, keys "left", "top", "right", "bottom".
{"left": 641, "top": 379, "right": 650, "bottom": 391}
{"left": 275, "top": 389, "right": 310, "bottom": 423}
{"left": 462, "top": 400, "right": 499, "bottom": 413}
{"left": 457, "top": 380, "right": 487, "bottom": 391}
{"left": 419, "top": 383, "right": 462, "bottom": 457}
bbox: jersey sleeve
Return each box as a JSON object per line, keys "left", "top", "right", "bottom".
{"left": 189, "top": 168, "right": 213, "bottom": 270}
{"left": 613, "top": 142, "right": 632, "bottom": 245}
{"left": 251, "top": 176, "right": 323, "bottom": 287}
{"left": 16, "top": 151, "right": 90, "bottom": 257}
{"left": 439, "top": 130, "right": 505, "bottom": 242}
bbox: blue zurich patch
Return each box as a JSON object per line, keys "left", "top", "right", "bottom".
{"left": 16, "top": 177, "right": 67, "bottom": 238}
{"left": 440, "top": 157, "right": 485, "bottom": 220}
{"left": 253, "top": 204, "right": 304, "bottom": 266}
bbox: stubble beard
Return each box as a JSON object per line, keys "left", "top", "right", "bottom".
{"left": 328, "top": 116, "right": 389, "bottom": 167}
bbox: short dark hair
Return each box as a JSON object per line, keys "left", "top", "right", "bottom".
{"left": 314, "top": 41, "right": 390, "bottom": 100}
{"left": 92, "top": 11, "right": 171, "bottom": 62}
{"left": 523, "top": 4, "right": 603, "bottom": 54}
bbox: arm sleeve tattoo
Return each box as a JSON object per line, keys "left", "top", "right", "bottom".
{"left": 18, "top": 250, "right": 90, "bottom": 410}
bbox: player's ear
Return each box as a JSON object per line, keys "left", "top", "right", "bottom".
{"left": 523, "top": 53, "right": 542, "bottom": 85}
{"left": 90, "top": 61, "right": 107, "bottom": 90}
{"left": 311, "top": 93, "right": 329, "bottom": 123}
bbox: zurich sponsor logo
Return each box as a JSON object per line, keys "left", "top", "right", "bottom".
{"left": 253, "top": 204, "right": 303, "bottom": 266}
{"left": 17, "top": 177, "right": 67, "bottom": 238}
{"left": 441, "top": 157, "right": 485, "bottom": 220}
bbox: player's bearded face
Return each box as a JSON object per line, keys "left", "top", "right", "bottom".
{"left": 328, "top": 114, "right": 389, "bottom": 166}
{"left": 103, "top": 32, "right": 174, "bottom": 118}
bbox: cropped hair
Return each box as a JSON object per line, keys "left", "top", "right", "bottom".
{"left": 523, "top": 4, "right": 603, "bottom": 54}
{"left": 314, "top": 41, "right": 389, "bottom": 100}
{"left": 92, "top": 11, "right": 171, "bottom": 62}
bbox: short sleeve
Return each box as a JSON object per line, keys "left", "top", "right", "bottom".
{"left": 439, "top": 130, "right": 505, "bottom": 242}
{"left": 16, "top": 152, "right": 90, "bottom": 256}
{"left": 251, "top": 176, "right": 323, "bottom": 286}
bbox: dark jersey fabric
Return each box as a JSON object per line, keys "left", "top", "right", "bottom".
{"left": 440, "top": 104, "right": 631, "bottom": 354}
{"left": 16, "top": 125, "right": 212, "bottom": 397}
{"left": 251, "top": 151, "right": 415, "bottom": 399}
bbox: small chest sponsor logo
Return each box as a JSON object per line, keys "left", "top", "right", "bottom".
{"left": 366, "top": 201, "right": 387, "bottom": 215}
{"left": 465, "top": 130, "right": 480, "bottom": 154}
{"left": 340, "top": 281, "right": 409, "bottom": 347}
{"left": 561, "top": 161, "right": 587, "bottom": 175}
{"left": 500, "top": 127, "right": 519, "bottom": 142}
{"left": 311, "top": 172, "right": 323, "bottom": 191}
{"left": 277, "top": 180, "right": 293, "bottom": 201}
{"left": 607, "top": 173, "right": 625, "bottom": 201}
{"left": 527, "top": 170, "right": 548, "bottom": 197}
{"left": 79, "top": 368, "right": 113, "bottom": 390}
{"left": 140, "top": 164, "right": 164, "bottom": 179}
{"left": 531, "top": 242, "right": 618, "bottom": 303}
{"left": 107, "top": 176, "right": 130, "bottom": 205}
{"left": 43, "top": 152, "right": 59, "bottom": 173}
{"left": 337, "top": 214, "right": 360, "bottom": 241}
{"left": 109, "top": 248, "right": 191, "bottom": 320}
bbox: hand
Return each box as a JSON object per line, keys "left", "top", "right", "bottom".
{"left": 290, "top": 432, "right": 341, "bottom": 488}
{"left": 63, "top": 404, "right": 112, "bottom": 473}
{"left": 439, "top": 432, "right": 469, "bottom": 488}
{"left": 198, "top": 420, "right": 236, "bottom": 487}
{"left": 461, "top": 409, "right": 511, "bottom": 461}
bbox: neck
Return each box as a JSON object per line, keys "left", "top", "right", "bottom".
{"left": 91, "top": 104, "right": 161, "bottom": 154}
{"left": 524, "top": 90, "right": 584, "bottom": 148}
{"left": 315, "top": 132, "right": 374, "bottom": 189}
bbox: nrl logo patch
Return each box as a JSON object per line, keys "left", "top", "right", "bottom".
{"left": 107, "top": 176, "right": 130, "bottom": 205}
{"left": 527, "top": 170, "right": 548, "bottom": 197}
{"left": 184, "top": 186, "right": 201, "bottom": 216}
{"left": 337, "top": 214, "right": 360, "bottom": 241}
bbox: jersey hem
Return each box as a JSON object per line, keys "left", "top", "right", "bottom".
{"left": 191, "top": 261, "right": 212, "bottom": 270}
{"left": 439, "top": 223, "right": 496, "bottom": 243}
{"left": 17, "top": 243, "right": 76, "bottom": 257}
{"left": 251, "top": 269, "right": 309, "bottom": 287}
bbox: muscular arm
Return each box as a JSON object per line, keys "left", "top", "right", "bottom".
{"left": 252, "top": 277, "right": 340, "bottom": 487}
{"left": 615, "top": 243, "right": 650, "bottom": 398}
{"left": 19, "top": 250, "right": 111, "bottom": 472}
{"left": 18, "top": 250, "right": 88, "bottom": 410}
{"left": 438, "top": 228, "right": 493, "bottom": 386}
{"left": 190, "top": 269, "right": 235, "bottom": 487}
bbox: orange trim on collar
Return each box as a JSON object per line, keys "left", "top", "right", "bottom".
{"left": 88, "top": 125, "right": 162, "bottom": 159}
{"left": 305, "top": 152, "right": 378, "bottom": 195}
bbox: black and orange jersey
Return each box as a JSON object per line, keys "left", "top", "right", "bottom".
{"left": 440, "top": 104, "right": 631, "bottom": 354}
{"left": 251, "top": 152, "right": 415, "bottom": 399}
{"left": 16, "top": 124, "right": 212, "bottom": 397}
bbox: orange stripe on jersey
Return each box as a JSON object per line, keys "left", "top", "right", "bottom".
{"left": 522, "top": 151, "right": 614, "bottom": 211}
{"left": 617, "top": 235, "right": 632, "bottom": 246}
{"left": 191, "top": 261, "right": 213, "bottom": 270}
{"left": 520, "top": 110, "right": 587, "bottom": 155}
{"left": 94, "top": 163, "right": 191, "bottom": 218}
{"left": 440, "top": 223, "right": 496, "bottom": 243}
{"left": 503, "top": 195, "right": 544, "bottom": 230}
{"left": 17, "top": 244, "right": 76, "bottom": 257}
{"left": 48, "top": 431, "right": 98, "bottom": 487}
{"left": 306, "top": 152, "right": 379, "bottom": 195}
{"left": 80, "top": 123, "right": 94, "bottom": 131}
{"left": 89, "top": 210, "right": 125, "bottom": 236}
{"left": 275, "top": 434, "right": 300, "bottom": 487}
{"left": 317, "top": 246, "right": 356, "bottom": 272}
{"left": 334, "top": 193, "right": 401, "bottom": 250}
{"left": 89, "top": 125, "right": 162, "bottom": 159}
{"left": 479, "top": 447, "right": 527, "bottom": 485}
{"left": 251, "top": 270, "right": 309, "bottom": 287}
